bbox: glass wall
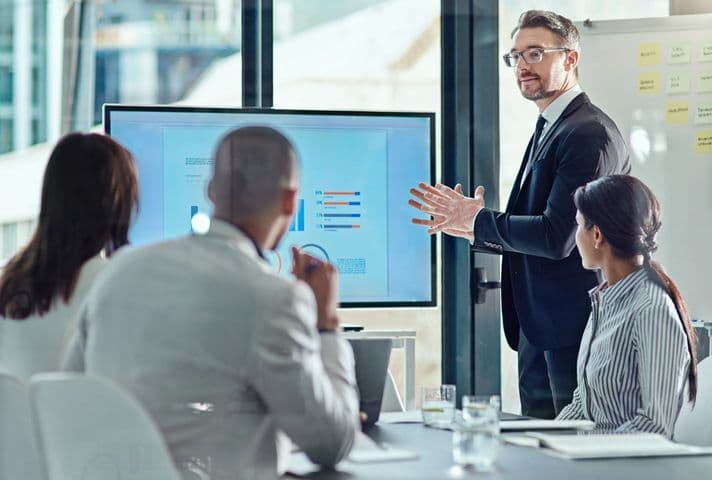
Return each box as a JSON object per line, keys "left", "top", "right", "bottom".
{"left": 272, "top": 0, "right": 442, "bottom": 405}
{"left": 497, "top": 0, "right": 670, "bottom": 413}
{"left": 0, "top": 0, "right": 242, "bottom": 264}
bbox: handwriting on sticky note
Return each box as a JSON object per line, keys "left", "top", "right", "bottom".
{"left": 701, "top": 43, "right": 712, "bottom": 63}
{"left": 696, "top": 103, "right": 712, "bottom": 125}
{"left": 639, "top": 43, "right": 661, "bottom": 66}
{"left": 666, "top": 73, "right": 690, "bottom": 94}
{"left": 695, "top": 131, "right": 712, "bottom": 154}
{"left": 668, "top": 43, "right": 691, "bottom": 64}
{"left": 638, "top": 72, "right": 660, "bottom": 94}
{"left": 666, "top": 102, "right": 689, "bottom": 125}
{"left": 699, "top": 71, "right": 712, "bottom": 93}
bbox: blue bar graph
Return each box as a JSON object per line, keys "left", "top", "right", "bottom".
{"left": 290, "top": 199, "right": 305, "bottom": 231}
{"left": 323, "top": 213, "right": 361, "bottom": 218}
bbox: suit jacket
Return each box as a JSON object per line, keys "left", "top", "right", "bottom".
{"left": 64, "top": 220, "right": 359, "bottom": 480}
{"left": 474, "top": 93, "right": 630, "bottom": 351}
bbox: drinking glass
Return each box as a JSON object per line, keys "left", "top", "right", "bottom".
{"left": 421, "top": 385, "right": 456, "bottom": 426}
{"left": 453, "top": 395, "right": 500, "bottom": 470}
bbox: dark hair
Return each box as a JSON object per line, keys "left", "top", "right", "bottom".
{"left": 574, "top": 175, "right": 697, "bottom": 402}
{"left": 511, "top": 10, "right": 580, "bottom": 49}
{"left": 0, "top": 133, "right": 139, "bottom": 319}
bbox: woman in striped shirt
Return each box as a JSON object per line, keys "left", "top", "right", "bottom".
{"left": 557, "top": 175, "right": 697, "bottom": 438}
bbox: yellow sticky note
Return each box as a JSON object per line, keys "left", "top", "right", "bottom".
{"left": 665, "top": 101, "right": 689, "bottom": 125}
{"left": 666, "top": 72, "right": 690, "bottom": 94}
{"left": 698, "top": 71, "right": 712, "bottom": 93}
{"left": 638, "top": 72, "right": 660, "bottom": 94}
{"left": 700, "top": 43, "right": 712, "bottom": 62}
{"left": 695, "top": 131, "right": 712, "bottom": 154}
{"left": 696, "top": 103, "right": 712, "bottom": 125}
{"left": 668, "top": 43, "right": 691, "bottom": 64}
{"left": 639, "top": 43, "right": 661, "bottom": 66}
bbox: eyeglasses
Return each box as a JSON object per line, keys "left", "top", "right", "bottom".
{"left": 502, "top": 47, "right": 570, "bottom": 68}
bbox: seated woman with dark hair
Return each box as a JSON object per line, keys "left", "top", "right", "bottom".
{"left": 557, "top": 174, "right": 697, "bottom": 438}
{"left": 0, "top": 132, "right": 138, "bottom": 380}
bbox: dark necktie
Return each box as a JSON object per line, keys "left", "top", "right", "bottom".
{"left": 522, "top": 115, "right": 546, "bottom": 183}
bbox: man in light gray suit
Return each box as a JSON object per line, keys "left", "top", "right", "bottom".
{"left": 64, "top": 126, "right": 359, "bottom": 479}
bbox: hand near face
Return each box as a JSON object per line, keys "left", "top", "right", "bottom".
{"left": 291, "top": 246, "right": 340, "bottom": 331}
{"left": 408, "top": 182, "right": 485, "bottom": 242}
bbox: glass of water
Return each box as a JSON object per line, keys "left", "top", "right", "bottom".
{"left": 421, "top": 385, "right": 456, "bottom": 427}
{"left": 453, "top": 395, "right": 500, "bottom": 470}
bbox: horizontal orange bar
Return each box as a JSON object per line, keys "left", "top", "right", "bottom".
{"left": 324, "top": 201, "right": 348, "bottom": 205}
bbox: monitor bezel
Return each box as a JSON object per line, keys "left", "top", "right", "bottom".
{"left": 103, "top": 103, "right": 437, "bottom": 308}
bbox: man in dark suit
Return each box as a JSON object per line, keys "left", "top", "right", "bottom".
{"left": 409, "top": 10, "right": 630, "bottom": 418}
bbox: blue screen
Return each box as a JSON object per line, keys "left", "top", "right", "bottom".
{"left": 105, "top": 106, "right": 434, "bottom": 307}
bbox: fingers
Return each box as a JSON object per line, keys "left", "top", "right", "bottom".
{"left": 474, "top": 185, "right": 485, "bottom": 200}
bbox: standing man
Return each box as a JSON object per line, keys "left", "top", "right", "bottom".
{"left": 409, "top": 10, "right": 630, "bottom": 418}
{"left": 65, "top": 126, "right": 359, "bottom": 479}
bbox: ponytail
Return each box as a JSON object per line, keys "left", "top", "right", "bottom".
{"left": 644, "top": 259, "right": 698, "bottom": 403}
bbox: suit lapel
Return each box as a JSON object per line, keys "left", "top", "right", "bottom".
{"left": 511, "top": 93, "right": 590, "bottom": 208}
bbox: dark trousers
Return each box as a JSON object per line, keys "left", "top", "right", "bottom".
{"left": 518, "top": 329, "right": 579, "bottom": 419}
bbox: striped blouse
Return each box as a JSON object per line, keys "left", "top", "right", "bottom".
{"left": 557, "top": 267, "right": 690, "bottom": 438}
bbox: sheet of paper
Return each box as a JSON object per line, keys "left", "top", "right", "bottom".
{"left": 347, "top": 431, "right": 419, "bottom": 463}
{"left": 638, "top": 72, "right": 660, "bottom": 94}
{"left": 379, "top": 410, "right": 424, "bottom": 424}
{"left": 696, "top": 131, "right": 712, "bottom": 154}
{"left": 666, "top": 72, "right": 690, "bottom": 94}
{"left": 701, "top": 42, "right": 712, "bottom": 62}
{"left": 698, "top": 71, "right": 712, "bottom": 93}
{"left": 665, "top": 101, "right": 689, "bottom": 125}
{"left": 529, "top": 432, "right": 712, "bottom": 459}
{"left": 668, "top": 43, "right": 691, "bottom": 64}
{"left": 639, "top": 43, "right": 661, "bottom": 66}
{"left": 695, "top": 103, "right": 712, "bottom": 125}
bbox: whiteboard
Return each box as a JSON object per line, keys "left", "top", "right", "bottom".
{"left": 577, "top": 14, "right": 712, "bottom": 322}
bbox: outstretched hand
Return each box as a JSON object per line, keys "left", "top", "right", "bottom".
{"left": 408, "top": 182, "right": 485, "bottom": 242}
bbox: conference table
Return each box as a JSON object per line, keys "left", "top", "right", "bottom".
{"left": 285, "top": 421, "right": 712, "bottom": 479}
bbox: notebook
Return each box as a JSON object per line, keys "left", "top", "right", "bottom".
{"left": 524, "top": 432, "right": 712, "bottom": 459}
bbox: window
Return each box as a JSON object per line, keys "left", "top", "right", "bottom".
{"left": 273, "top": 0, "right": 442, "bottom": 404}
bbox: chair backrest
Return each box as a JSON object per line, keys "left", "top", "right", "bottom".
{"left": 30, "top": 372, "right": 181, "bottom": 480}
{"left": 0, "top": 372, "right": 46, "bottom": 480}
{"left": 674, "top": 356, "right": 712, "bottom": 445}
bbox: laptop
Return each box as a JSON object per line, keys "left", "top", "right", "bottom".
{"left": 347, "top": 338, "right": 393, "bottom": 425}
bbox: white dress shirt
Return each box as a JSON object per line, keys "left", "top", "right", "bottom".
{"left": 471, "top": 85, "right": 584, "bottom": 240}
{"left": 0, "top": 255, "right": 105, "bottom": 381}
{"left": 64, "top": 220, "right": 359, "bottom": 480}
{"left": 557, "top": 267, "right": 691, "bottom": 438}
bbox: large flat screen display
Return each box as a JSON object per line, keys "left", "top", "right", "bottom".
{"left": 104, "top": 105, "right": 435, "bottom": 307}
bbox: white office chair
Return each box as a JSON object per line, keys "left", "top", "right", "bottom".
{"left": 30, "top": 372, "right": 182, "bottom": 480}
{"left": 674, "top": 356, "right": 712, "bottom": 445}
{"left": 0, "top": 372, "right": 46, "bottom": 480}
{"left": 381, "top": 370, "right": 406, "bottom": 412}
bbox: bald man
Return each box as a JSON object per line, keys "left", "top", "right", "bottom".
{"left": 64, "top": 127, "right": 359, "bottom": 480}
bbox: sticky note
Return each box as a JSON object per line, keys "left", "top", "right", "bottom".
{"left": 668, "top": 43, "right": 691, "bottom": 64}
{"left": 695, "top": 131, "right": 712, "bottom": 154}
{"left": 696, "top": 103, "right": 712, "bottom": 125}
{"left": 666, "top": 72, "right": 690, "bottom": 94}
{"left": 698, "top": 71, "right": 712, "bottom": 93}
{"left": 638, "top": 72, "right": 660, "bottom": 94}
{"left": 665, "top": 101, "right": 689, "bottom": 125}
{"left": 700, "top": 43, "right": 712, "bottom": 62}
{"left": 639, "top": 43, "right": 661, "bottom": 66}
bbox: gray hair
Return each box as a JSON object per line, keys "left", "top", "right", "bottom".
{"left": 511, "top": 10, "right": 580, "bottom": 51}
{"left": 211, "top": 126, "right": 298, "bottom": 220}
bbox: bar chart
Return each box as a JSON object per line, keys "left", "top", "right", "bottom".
{"left": 316, "top": 190, "right": 362, "bottom": 230}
